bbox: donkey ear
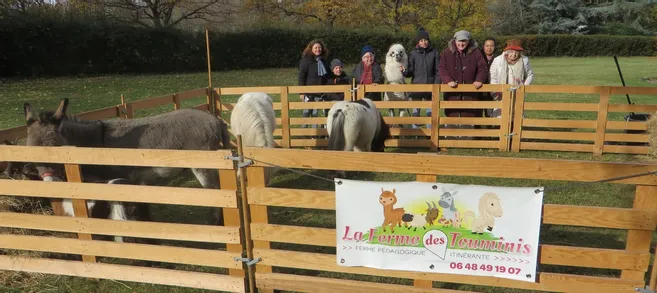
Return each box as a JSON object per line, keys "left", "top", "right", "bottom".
{"left": 23, "top": 103, "right": 34, "bottom": 121}
{"left": 53, "top": 98, "right": 69, "bottom": 120}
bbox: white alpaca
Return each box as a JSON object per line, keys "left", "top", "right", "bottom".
{"left": 384, "top": 43, "right": 410, "bottom": 121}
{"left": 230, "top": 92, "right": 277, "bottom": 183}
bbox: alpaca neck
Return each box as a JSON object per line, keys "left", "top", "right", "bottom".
{"left": 383, "top": 205, "right": 393, "bottom": 214}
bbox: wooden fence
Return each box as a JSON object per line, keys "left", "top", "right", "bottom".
{"left": 1, "top": 84, "right": 655, "bottom": 156}
{"left": 1, "top": 144, "right": 657, "bottom": 292}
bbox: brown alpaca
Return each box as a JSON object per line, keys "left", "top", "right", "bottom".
{"left": 379, "top": 188, "right": 407, "bottom": 233}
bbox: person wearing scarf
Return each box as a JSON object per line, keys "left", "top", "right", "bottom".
{"left": 352, "top": 45, "right": 384, "bottom": 101}
{"left": 488, "top": 39, "right": 535, "bottom": 118}
{"left": 298, "top": 39, "right": 330, "bottom": 128}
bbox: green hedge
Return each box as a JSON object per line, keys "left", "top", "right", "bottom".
{"left": 1, "top": 19, "right": 655, "bottom": 77}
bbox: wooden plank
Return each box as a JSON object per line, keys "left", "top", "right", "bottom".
{"left": 280, "top": 87, "right": 291, "bottom": 148}
{"left": 605, "top": 133, "right": 649, "bottom": 143}
{"left": 64, "top": 164, "right": 95, "bottom": 263}
{"left": 603, "top": 144, "right": 649, "bottom": 155}
{"left": 521, "top": 131, "right": 595, "bottom": 141}
{"left": 524, "top": 85, "right": 602, "bottom": 94}
{"left": 289, "top": 117, "right": 327, "bottom": 125}
{"left": 511, "top": 86, "right": 525, "bottom": 152}
{"left": 75, "top": 106, "right": 119, "bottom": 120}
{"left": 362, "top": 84, "right": 434, "bottom": 93}
{"left": 440, "top": 101, "right": 502, "bottom": 109}
{"left": 219, "top": 169, "right": 246, "bottom": 279}
{"left": 438, "top": 129, "right": 499, "bottom": 138}
{"left": 254, "top": 249, "right": 642, "bottom": 293}
{"left": 250, "top": 224, "right": 647, "bottom": 271}
{"left": 130, "top": 94, "right": 174, "bottom": 110}
{"left": 621, "top": 186, "right": 657, "bottom": 280}
{"left": 257, "top": 273, "right": 475, "bottom": 293}
{"left": 0, "top": 145, "right": 234, "bottom": 169}
{"left": 174, "top": 88, "right": 207, "bottom": 100}
{"left": 431, "top": 85, "right": 440, "bottom": 151}
{"left": 498, "top": 88, "right": 513, "bottom": 151}
{"left": 247, "top": 166, "right": 274, "bottom": 293}
{"left": 439, "top": 84, "right": 508, "bottom": 93}
{"left": 242, "top": 148, "right": 657, "bottom": 184}
{"left": 438, "top": 140, "right": 499, "bottom": 149}
{"left": 523, "top": 102, "right": 599, "bottom": 112}
{"left": 0, "top": 255, "right": 244, "bottom": 292}
{"left": 606, "top": 121, "right": 647, "bottom": 131}
{"left": 289, "top": 128, "right": 330, "bottom": 136}
{"left": 0, "top": 125, "right": 27, "bottom": 141}
{"left": 522, "top": 119, "right": 597, "bottom": 129}
{"left": 520, "top": 142, "right": 593, "bottom": 152}
{"left": 441, "top": 117, "right": 501, "bottom": 126}
{"left": 220, "top": 87, "right": 282, "bottom": 95}
{"left": 0, "top": 179, "right": 237, "bottom": 208}
{"left": 594, "top": 87, "right": 611, "bottom": 155}
{"left": 607, "top": 104, "right": 657, "bottom": 113}
{"left": 248, "top": 189, "right": 657, "bottom": 231}
{"left": 609, "top": 87, "right": 657, "bottom": 96}
{"left": 0, "top": 234, "right": 242, "bottom": 269}
{"left": 192, "top": 103, "right": 209, "bottom": 111}
{"left": 0, "top": 212, "right": 240, "bottom": 243}
{"left": 287, "top": 85, "right": 350, "bottom": 94}
{"left": 374, "top": 101, "right": 432, "bottom": 109}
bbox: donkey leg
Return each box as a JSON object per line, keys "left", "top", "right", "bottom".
{"left": 109, "top": 202, "right": 127, "bottom": 243}
{"left": 191, "top": 168, "right": 224, "bottom": 226}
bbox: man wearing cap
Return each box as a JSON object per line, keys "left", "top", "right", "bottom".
{"left": 438, "top": 30, "right": 489, "bottom": 121}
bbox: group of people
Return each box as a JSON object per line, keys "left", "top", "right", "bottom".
{"left": 297, "top": 28, "right": 535, "bottom": 131}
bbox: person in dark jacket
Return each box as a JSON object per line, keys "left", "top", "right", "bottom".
{"left": 480, "top": 37, "right": 499, "bottom": 118}
{"left": 298, "top": 39, "right": 330, "bottom": 128}
{"left": 438, "top": 30, "right": 488, "bottom": 118}
{"left": 403, "top": 28, "right": 440, "bottom": 129}
{"left": 327, "top": 58, "right": 350, "bottom": 102}
{"left": 352, "top": 45, "right": 384, "bottom": 101}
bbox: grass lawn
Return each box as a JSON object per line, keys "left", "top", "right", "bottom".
{"left": 1, "top": 56, "right": 657, "bottom": 293}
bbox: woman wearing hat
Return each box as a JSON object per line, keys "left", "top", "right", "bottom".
{"left": 488, "top": 39, "right": 534, "bottom": 118}
{"left": 352, "top": 45, "right": 384, "bottom": 101}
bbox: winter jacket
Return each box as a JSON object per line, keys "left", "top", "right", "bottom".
{"left": 438, "top": 39, "right": 489, "bottom": 117}
{"left": 352, "top": 61, "right": 385, "bottom": 101}
{"left": 298, "top": 54, "right": 330, "bottom": 97}
{"left": 403, "top": 45, "right": 441, "bottom": 100}
{"left": 489, "top": 55, "right": 534, "bottom": 86}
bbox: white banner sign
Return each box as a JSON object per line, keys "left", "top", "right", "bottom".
{"left": 336, "top": 179, "right": 544, "bottom": 283}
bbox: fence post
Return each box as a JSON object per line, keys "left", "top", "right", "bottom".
{"left": 498, "top": 85, "right": 514, "bottom": 152}
{"left": 215, "top": 88, "right": 223, "bottom": 119}
{"left": 218, "top": 163, "right": 246, "bottom": 285}
{"left": 593, "top": 86, "right": 610, "bottom": 156}
{"left": 245, "top": 165, "right": 272, "bottom": 293}
{"left": 414, "top": 174, "right": 436, "bottom": 288}
{"left": 621, "top": 185, "right": 657, "bottom": 281}
{"left": 510, "top": 86, "right": 526, "bottom": 152}
{"left": 236, "top": 135, "right": 257, "bottom": 293}
{"left": 120, "top": 94, "right": 134, "bottom": 119}
{"left": 281, "top": 87, "right": 291, "bottom": 148}
{"left": 63, "top": 163, "right": 96, "bottom": 263}
{"left": 430, "top": 84, "right": 441, "bottom": 152}
{"left": 173, "top": 93, "right": 180, "bottom": 111}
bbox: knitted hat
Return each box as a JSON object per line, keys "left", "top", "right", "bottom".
{"left": 453, "top": 30, "right": 471, "bottom": 41}
{"left": 504, "top": 39, "right": 524, "bottom": 51}
{"left": 330, "top": 59, "right": 343, "bottom": 70}
{"left": 416, "top": 28, "right": 430, "bottom": 43}
{"left": 360, "top": 45, "right": 375, "bottom": 58}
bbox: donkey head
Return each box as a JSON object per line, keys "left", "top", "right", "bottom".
{"left": 23, "top": 98, "right": 70, "bottom": 181}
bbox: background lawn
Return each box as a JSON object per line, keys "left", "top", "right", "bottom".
{"left": 1, "top": 56, "right": 657, "bottom": 293}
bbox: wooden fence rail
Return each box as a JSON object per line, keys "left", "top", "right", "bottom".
{"left": 1, "top": 84, "right": 655, "bottom": 156}
{"left": 0, "top": 144, "right": 657, "bottom": 292}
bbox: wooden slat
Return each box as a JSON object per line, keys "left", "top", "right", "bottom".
{"left": 174, "top": 88, "right": 207, "bottom": 100}
{"left": 607, "top": 104, "right": 657, "bottom": 113}
{"left": 64, "top": 163, "right": 95, "bottom": 262}
{"left": 440, "top": 101, "right": 502, "bottom": 109}
{"left": 373, "top": 101, "right": 432, "bottom": 108}
{"left": 385, "top": 139, "right": 431, "bottom": 148}
{"left": 220, "top": 102, "right": 282, "bottom": 111}
{"left": 0, "top": 212, "right": 240, "bottom": 243}
{"left": 244, "top": 147, "right": 657, "bottom": 185}
{"left": 0, "top": 255, "right": 244, "bottom": 292}
{"left": 0, "top": 145, "right": 234, "bottom": 169}
{"left": 362, "top": 84, "right": 434, "bottom": 92}
{"left": 622, "top": 186, "right": 657, "bottom": 280}
{"left": 609, "top": 87, "right": 657, "bottom": 95}
{"left": 254, "top": 249, "right": 642, "bottom": 293}
{"left": 288, "top": 101, "right": 337, "bottom": 110}
{"left": 250, "top": 224, "right": 647, "bottom": 271}
{"left": 523, "top": 102, "right": 598, "bottom": 112}
{"left": 247, "top": 166, "right": 274, "bottom": 293}
{"left": 130, "top": 94, "right": 174, "bottom": 110}
{"left": 603, "top": 145, "right": 649, "bottom": 155}
{"left": 524, "top": 85, "right": 602, "bottom": 94}
{"left": 290, "top": 128, "right": 329, "bottom": 136}
{"left": 522, "top": 131, "right": 595, "bottom": 141}
{"left": 257, "top": 273, "right": 475, "bottom": 293}
{"left": 438, "top": 84, "right": 508, "bottom": 93}
{"left": 520, "top": 142, "right": 593, "bottom": 152}
{"left": 75, "top": 106, "right": 119, "bottom": 120}
{"left": 523, "top": 119, "right": 597, "bottom": 129}
{"left": 220, "top": 86, "right": 282, "bottom": 95}
{"left": 594, "top": 87, "right": 611, "bottom": 155}
{"left": 438, "top": 140, "right": 499, "bottom": 149}
{"left": 605, "top": 133, "right": 648, "bottom": 143}
{"left": 440, "top": 117, "right": 501, "bottom": 126}
{"left": 0, "top": 125, "right": 27, "bottom": 141}
{"left": 542, "top": 204, "right": 657, "bottom": 230}
{"left": 0, "top": 179, "right": 237, "bottom": 208}
{"left": 287, "top": 85, "right": 349, "bottom": 94}
{"left": 606, "top": 121, "right": 647, "bottom": 131}
{"left": 0, "top": 234, "right": 242, "bottom": 269}
{"left": 438, "top": 129, "right": 500, "bottom": 137}
{"left": 389, "top": 128, "right": 431, "bottom": 136}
